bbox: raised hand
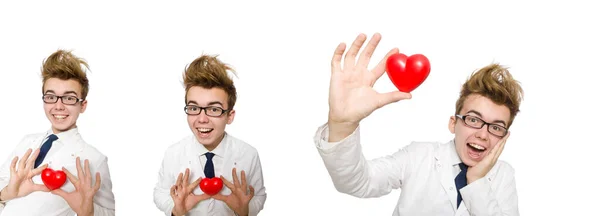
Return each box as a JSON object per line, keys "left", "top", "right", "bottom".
{"left": 0, "top": 148, "right": 50, "bottom": 201}
{"left": 170, "top": 168, "right": 211, "bottom": 216}
{"left": 328, "top": 33, "right": 412, "bottom": 142}
{"left": 51, "top": 157, "right": 100, "bottom": 216}
{"left": 213, "top": 168, "right": 254, "bottom": 216}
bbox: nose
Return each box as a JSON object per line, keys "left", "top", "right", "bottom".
{"left": 54, "top": 99, "right": 66, "bottom": 110}
{"left": 474, "top": 124, "right": 490, "bottom": 141}
{"left": 197, "top": 109, "right": 210, "bottom": 123}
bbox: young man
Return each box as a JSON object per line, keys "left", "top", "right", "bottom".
{"left": 153, "top": 54, "right": 267, "bottom": 216}
{"left": 0, "top": 50, "right": 116, "bottom": 216}
{"left": 314, "top": 33, "right": 523, "bottom": 215}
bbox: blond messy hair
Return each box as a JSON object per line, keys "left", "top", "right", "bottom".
{"left": 41, "top": 50, "right": 90, "bottom": 99}
{"left": 455, "top": 63, "right": 524, "bottom": 128}
{"left": 183, "top": 54, "right": 237, "bottom": 109}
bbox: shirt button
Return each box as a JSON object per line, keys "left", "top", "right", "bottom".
{"left": 488, "top": 177, "right": 492, "bottom": 181}
{"left": 449, "top": 187, "right": 454, "bottom": 191}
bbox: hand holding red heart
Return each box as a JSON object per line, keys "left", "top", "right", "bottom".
{"left": 212, "top": 168, "right": 255, "bottom": 216}
{"left": 0, "top": 148, "right": 50, "bottom": 202}
{"left": 170, "top": 168, "right": 211, "bottom": 216}
{"left": 51, "top": 157, "right": 101, "bottom": 216}
{"left": 327, "top": 33, "right": 418, "bottom": 142}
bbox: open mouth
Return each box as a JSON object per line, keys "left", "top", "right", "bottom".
{"left": 198, "top": 128, "right": 214, "bottom": 133}
{"left": 467, "top": 143, "right": 487, "bottom": 159}
{"left": 53, "top": 114, "right": 68, "bottom": 120}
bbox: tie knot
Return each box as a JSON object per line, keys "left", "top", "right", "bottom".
{"left": 458, "top": 162, "right": 467, "bottom": 171}
{"left": 205, "top": 152, "right": 215, "bottom": 160}
{"left": 47, "top": 134, "right": 58, "bottom": 142}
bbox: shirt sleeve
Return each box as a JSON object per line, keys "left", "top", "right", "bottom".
{"left": 153, "top": 150, "right": 176, "bottom": 216}
{"left": 313, "top": 123, "right": 417, "bottom": 198}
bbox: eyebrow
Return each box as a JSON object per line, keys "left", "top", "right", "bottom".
{"left": 187, "top": 101, "right": 225, "bottom": 108}
{"left": 466, "top": 110, "right": 507, "bottom": 126}
{"left": 44, "top": 90, "right": 79, "bottom": 96}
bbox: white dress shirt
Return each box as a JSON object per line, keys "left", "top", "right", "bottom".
{"left": 154, "top": 132, "right": 267, "bottom": 216}
{"left": 0, "top": 127, "right": 116, "bottom": 216}
{"left": 314, "top": 123, "right": 519, "bottom": 216}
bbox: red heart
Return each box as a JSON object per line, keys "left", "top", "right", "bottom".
{"left": 41, "top": 168, "right": 67, "bottom": 190}
{"left": 385, "top": 53, "right": 431, "bottom": 93}
{"left": 199, "top": 177, "right": 223, "bottom": 195}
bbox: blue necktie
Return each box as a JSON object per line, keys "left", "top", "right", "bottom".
{"left": 204, "top": 152, "right": 215, "bottom": 178}
{"left": 454, "top": 162, "right": 468, "bottom": 208}
{"left": 34, "top": 134, "right": 58, "bottom": 168}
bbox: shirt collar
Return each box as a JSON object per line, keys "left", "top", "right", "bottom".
{"left": 45, "top": 127, "right": 80, "bottom": 143}
{"left": 449, "top": 139, "right": 463, "bottom": 166}
{"left": 193, "top": 132, "right": 229, "bottom": 158}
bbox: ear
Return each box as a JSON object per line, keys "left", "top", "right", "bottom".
{"left": 80, "top": 100, "right": 88, "bottom": 113}
{"left": 448, "top": 115, "right": 456, "bottom": 134}
{"left": 226, "top": 109, "right": 235, "bottom": 125}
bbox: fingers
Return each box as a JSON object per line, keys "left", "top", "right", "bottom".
{"left": 356, "top": 33, "right": 382, "bottom": 68}
{"left": 331, "top": 43, "right": 346, "bottom": 74}
{"left": 62, "top": 167, "right": 78, "bottom": 184}
{"left": 192, "top": 193, "right": 211, "bottom": 203}
{"left": 10, "top": 156, "right": 18, "bottom": 174}
{"left": 240, "top": 170, "right": 247, "bottom": 190}
{"left": 343, "top": 33, "right": 367, "bottom": 70}
{"left": 93, "top": 172, "right": 101, "bottom": 192}
{"left": 183, "top": 168, "right": 190, "bottom": 185}
{"left": 220, "top": 175, "right": 234, "bottom": 190}
{"left": 249, "top": 185, "right": 255, "bottom": 197}
{"left": 187, "top": 176, "right": 202, "bottom": 192}
{"left": 19, "top": 149, "right": 33, "bottom": 170}
{"left": 376, "top": 91, "right": 412, "bottom": 108}
{"left": 50, "top": 188, "right": 68, "bottom": 198}
{"left": 26, "top": 149, "right": 41, "bottom": 170}
{"left": 30, "top": 164, "right": 48, "bottom": 178}
{"left": 170, "top": 184, "right": 177, "bottom": 198}
{"left": 371, "top": 48, "right": 400, "bottom": 81}
{"left": 494, "top": 132, "right": 510, "bottom": 161}
{"left": 33, "top": 183, "right": 50, "bottom": 192}
{"left": 175, "top": 172, "right": 183, "bottom": 188}
{"left": 232, "top": 168, "right": 240, "bottom": 189}
{"left": 83, "top": 159, "right": 91, "bottom": 184}
{"left": 76, "top": 157, "right": 84, "bottom": 181}
{"left": 212, "top": 193, "right": 226, "bottom": 201}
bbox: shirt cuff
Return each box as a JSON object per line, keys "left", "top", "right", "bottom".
{"left": 313, "top": 122, "right": 360, "bottom": 152}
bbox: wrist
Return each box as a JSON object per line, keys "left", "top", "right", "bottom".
{"left": 0, "top": 187, "right": 11, "bottom": 201}
{"left": 327, "top": 118, "right": 359, "bottom": 143}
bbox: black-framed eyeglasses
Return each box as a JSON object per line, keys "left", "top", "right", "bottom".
{"left": 456, "top": 114, "right": 508, "bottom": 137}
{"left": 42, "top": 94, "right": 84, "bottom": 105}
{"left": 184, "top": 105, "right": 230, "bottom": 117}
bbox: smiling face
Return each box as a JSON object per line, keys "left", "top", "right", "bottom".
{"left": 43, "top": 78, "right": 87, "bottom": 134}
{"left": 186, "top": 86, "right": 235, "bottom": 151}
{"left": 449, "top": 94, "right": 511, "bottom": 167}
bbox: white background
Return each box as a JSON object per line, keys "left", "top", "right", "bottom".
{"left": 1, "top": 0, "right": 599, "bottom": 215}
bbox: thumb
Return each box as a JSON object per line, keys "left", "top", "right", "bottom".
{"left": 50, "top": 188, "right": 68, "bottom": 198}
{"left": 212, "top": 193, "right": 227, "bottom": 201}
{"left": 34, "top": 184, "right": 51, "bottom": 192}
{"left": 377, "top": 91, "right": 412, "bottom": 108}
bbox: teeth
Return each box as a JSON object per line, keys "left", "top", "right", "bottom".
{"left": 468, "top": 143, "right": 486, "bottom": 150}
{"left": 54, "top": 115, "right": 67, "bottom": 119}
{"left": 198, "top": 128, "right": 212, "bottom": 132}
